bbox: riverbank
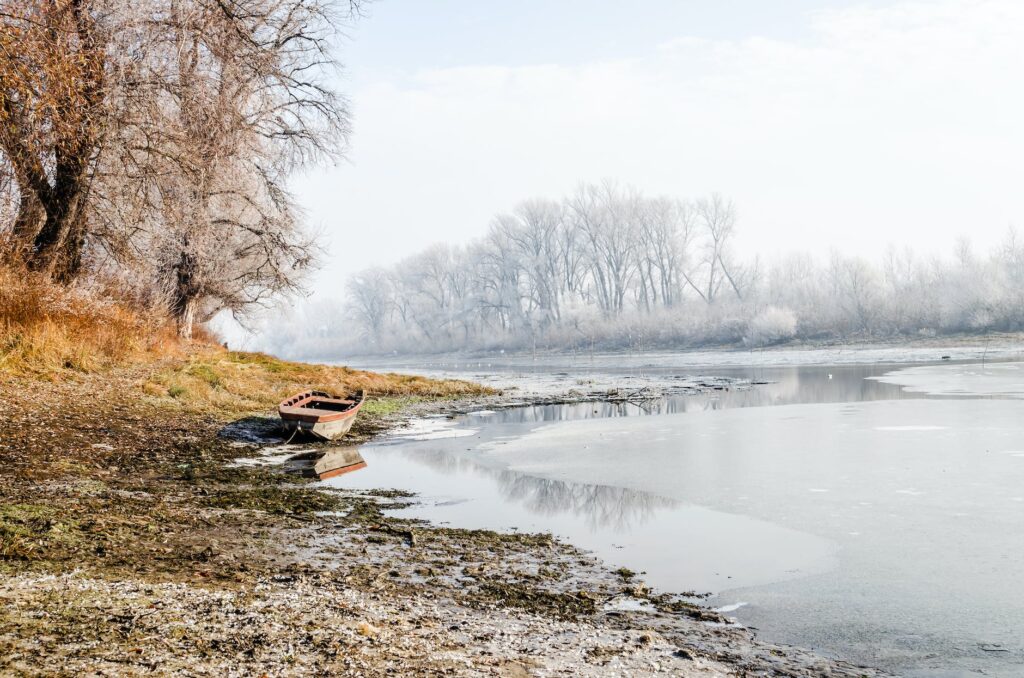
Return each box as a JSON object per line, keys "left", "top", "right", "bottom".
{"left": 335, "top": 331, "right": 1024, "bottom": 373}
{"left": 0, "top": 348, "right": 885, "bottom": 676}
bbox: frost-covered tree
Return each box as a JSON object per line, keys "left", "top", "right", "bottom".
{"left": 327, "top": 185, "right": 1024, "bottom": 356}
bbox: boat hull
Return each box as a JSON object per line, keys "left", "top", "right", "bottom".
{"left": 278, "top": 390, "right": 365, "bottom": 441}
{"left": 281, "top": 415, "right": 358, "bottom": 441}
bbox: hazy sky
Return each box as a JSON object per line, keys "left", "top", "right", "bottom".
{"left": 297, "top": 0, "right": 1023, "bottom": 293}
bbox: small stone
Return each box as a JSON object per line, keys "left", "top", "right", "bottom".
{"left": 357, "top": 621, "right": 380, "bottom": 637}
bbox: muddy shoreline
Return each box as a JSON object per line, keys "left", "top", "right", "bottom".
{"left": 0, "top": 362, "right": 887, "bottom": 676}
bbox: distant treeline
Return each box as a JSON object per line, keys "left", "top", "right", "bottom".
{"left": 270, "top": 182, "right": 1024, "bottom": 358}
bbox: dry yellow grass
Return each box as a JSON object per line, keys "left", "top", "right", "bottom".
{"left": 0, "top": 263, "right": 490, "bottom": 412}
{"left": 0, "top": 265, "right": 179, "bottom": 375}
{"left": 142, "top": 348, "right": 493, "bottom": 417}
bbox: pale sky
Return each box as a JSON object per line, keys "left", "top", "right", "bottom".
{"left": 297, "top": 0, "right": 1023, "bottom": 293}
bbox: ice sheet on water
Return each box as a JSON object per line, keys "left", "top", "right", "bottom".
{"left": 872, "top": 361, "right": 1024, "bottom": 398}
{"left": 458, "top": 396, "right": 1024, "bottom": 678}
{"left": 389, "top": 418, "right": 479, "bottom": 441}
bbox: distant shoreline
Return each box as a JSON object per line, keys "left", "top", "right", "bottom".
{"left": 324, "top": 332, "right": 1024, "bottom": 371}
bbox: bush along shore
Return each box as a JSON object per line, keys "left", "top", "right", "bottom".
{"left": 0, "top": 347, "right": 887, "bottom": 677}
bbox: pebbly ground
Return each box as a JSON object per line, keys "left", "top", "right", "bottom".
{"left": 0, "top": 364, "right": 886, "bottom": 677}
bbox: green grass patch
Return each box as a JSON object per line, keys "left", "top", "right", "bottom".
{"left": 361, "top": 395, "right": 424, "bottom": 417}
{"left": 0, "top": 504, "right": 79, "bottom": 561}
{"left": 224, "top": 351, "right": 305, "bottom": 376}
{"left": 186, "top": 364, "right": 222, "bottom": 388}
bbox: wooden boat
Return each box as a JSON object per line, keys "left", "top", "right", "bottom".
{"left": 278, "top": 390, "right": 365, "bottom": 441}
{"left": 284, "top": 447, "right": 367, "bottom": 480}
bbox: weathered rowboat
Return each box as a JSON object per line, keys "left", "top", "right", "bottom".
{"left": 285, "top": 447, "right": 367, "bottom": 480}
{"left": 278, "top": 390, "right": 365, "bottom": 441}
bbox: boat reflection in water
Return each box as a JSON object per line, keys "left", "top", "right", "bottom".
{"left": 285, "top": 446, "right": 367, "bottom": 480}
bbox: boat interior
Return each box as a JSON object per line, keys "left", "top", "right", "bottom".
{"left": 301, "top": 397, "right": 357, "bottom": 412}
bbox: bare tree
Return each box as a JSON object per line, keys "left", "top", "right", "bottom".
{"left": 491, "top": 199, "right": 564, "bottom": 327}
{"left": 0, "top": 0, "right": 111, "bottom": 280}
{"left": 148, "top": 0, "right": 347, "bottom": 337}
{"left": 1, "top": 0, "right": 360, "bottom": 338}
{"left": 569, "top": 182, "right": 638, "bottom": 315}
{"left": 637, "top": 197, "right": 694, "bottom": 308}
{"left": 694, "top": 193, "right": 746, "bottom": 302}
{"left": 479, "top": 224, "right": 527, "bottom": 333}
{"left": 557, "top": 210, "right": 588, "bottom": 300}
{"left": 347, "top": 267, "right": 392, "bottom": 344}
{"left": 828, "top": 253, "right": 881, "bottom": 332}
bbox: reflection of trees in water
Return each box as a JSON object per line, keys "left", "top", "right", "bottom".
{"left": 486, "top": 401, "right": 655, "bottom": 423}
{"left": 496, "top": 471, "right": 676, "bottom": 531}
{"left": 478, "top": 365, "right": 915, "bottom": 424}
{"left": 737, "top": 364, "right": 916, "bottom": 406}
{"left": 397, "top": 447, "right": 676, "bottom": 532}
{"left": 390, "top": 366, "right": 916, "bottom": 531}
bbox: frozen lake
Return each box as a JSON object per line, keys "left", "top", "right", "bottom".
{"left": 330, "top": 357, "right": 1024, "bottom": 677}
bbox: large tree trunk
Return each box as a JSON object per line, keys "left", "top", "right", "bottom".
{"left": 1, "top": 0, "right": 103, "bottom": 283}
{"left": 4, "top": 139, "right": 94, "bottom": 284}
{"left": 26, "top": 144, "right": 92, "bottom": 279}
{"left": 11, "top": 192, "right": 46, "bottom": 243}
{"left": 171, "top": 248, "right": 201, "bottom": 339}
{"left": 4, "top": 191, "right": 46, "bottom": 263}
{"left": 51, "top": 215, "right": 89, "bottom": 284}
{"left": 28, "top": 200, "right": 88, "bottom": 280}
{"left": 175, "top": 297, "right": 198, "bottom": 340}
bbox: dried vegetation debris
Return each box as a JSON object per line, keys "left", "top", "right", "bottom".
{"left": 0, "top": 572, "right": 736, "bottom": 677}
{"left": 0, "top": 357, "right": 888, "bottom": 676}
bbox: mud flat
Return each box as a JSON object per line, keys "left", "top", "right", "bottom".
{"left": 0, "top": 356, "right": 886, "bottom": 676}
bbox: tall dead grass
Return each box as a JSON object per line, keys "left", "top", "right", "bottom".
{"left": 0, "top": 264, "right": 179, "bottom": 375}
